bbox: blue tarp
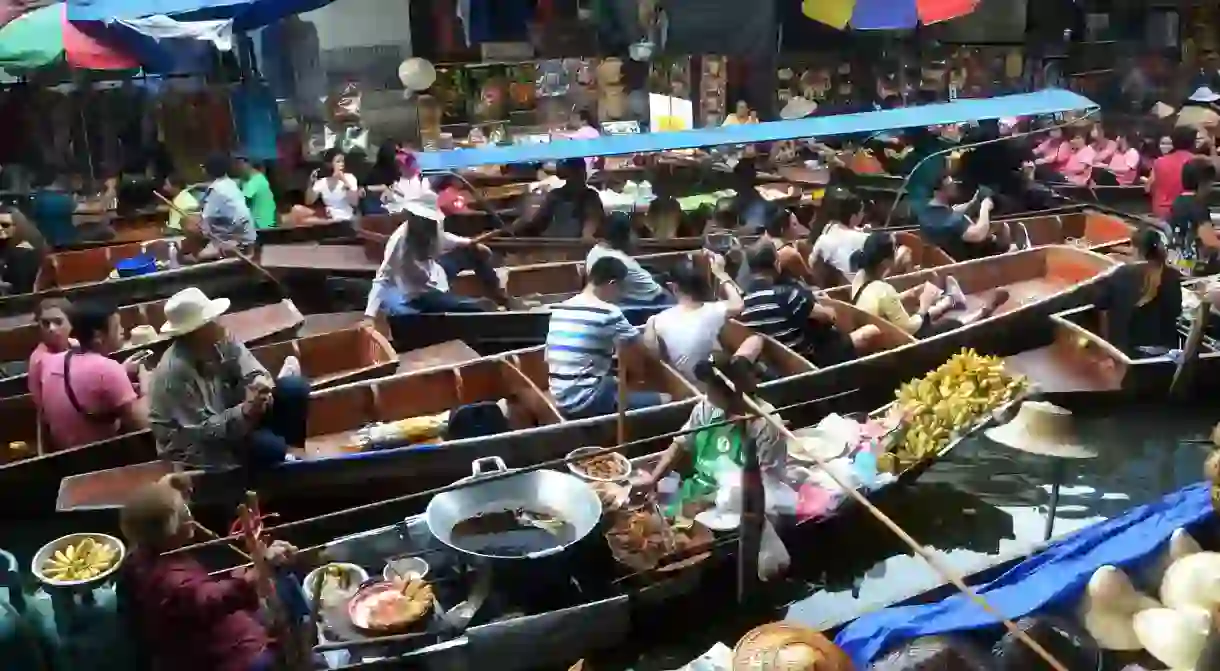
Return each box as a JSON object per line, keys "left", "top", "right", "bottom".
{"left": 416, "top": 89, "right": 1098, "bottom": 172}
{"left": 67, "top": 0, "right": 330, "bottom": 31}
{"left": 834, "top": 483, "right": 1212, "bottom": 667}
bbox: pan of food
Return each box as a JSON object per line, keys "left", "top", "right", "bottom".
{"left": 566, "top": 447, "right": 632, "bottom": 483}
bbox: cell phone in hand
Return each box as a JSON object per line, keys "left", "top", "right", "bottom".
{"left": 125, "top": 349, "right": 154, "bottom": 365}
{"left": 705, "top": 232, "right": 734, "bottom": 254}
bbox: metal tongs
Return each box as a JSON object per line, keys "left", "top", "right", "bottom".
{"left": 513, "top": 509, "right": 567, "bottom": 535}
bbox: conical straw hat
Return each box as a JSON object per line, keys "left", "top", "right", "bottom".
{"left": 984, "top": 401, "right": 1096, "bottom": 459}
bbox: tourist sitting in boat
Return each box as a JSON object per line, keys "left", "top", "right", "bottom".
{"left": 27, "top": 298, "right": 72, "bottom": 394}
{"left": 32, "top": 301, "right": 151, "bottom": 450}
{"left": 149, "top": 287, "right": 307, "bottom": 471}
{"left": 161, "top": 173, "right": 200, "bottom": 232}
{"left": 809, "top": 187, "right": 912, "bottom": 285}
{"left": 1149, "top": 125, "right": 1199, "bottom": 220}
{"left": 586, "top": 212, "right": 672, "bottom": 307}
{"left": 1096, "top": 228, "right": 1182, "bottom": 358}
{"left": 1033, "top": 124, "right": 1071, "bottom": 181}
{"left": 29, "top": 168, "right": 114, "bottom": 246}
{"left": 364, "top": 202, "right": 511, "bottom": 319}
{"left": 119, "top": 477, "right": 304, "bottom": 671}
{"left": 850, "top": 232, "right": 1007, "bottom": 339}
{"left": 234, "top": 155, "right": 277, "bottom": 230}
{"left": 762, "top": 207, "right": 817, "bottom": 286}
{"left": 188, "top": 154, "right": 257, "bottom": 262}
{"left": 915, "top": 173, "right": 1013, "bottom": 261}
{"left": 520, "top": 157, "right": 604, "bottom": 239}
{"left": 1092, "top": 130, "right": 1144, "bottom": 186}
{"left": 739, "top": 243, "right": 880, "bottom": 368}
{"left": 362, "top": 140, "right": 404, "bottom": 215}
{"left": 1169, "top": 158, "right": 1219, "bottom": 274}
{"left": 645, "top": 253, "right": 762, "bottom": 382}
{"left": 545, "top": 257, "right": 671, "bottom": 419}
{"left": 0, "top": 205, "right": 43, "bottom": 294}
{"left": 1059, "top": 130, "right": 1096, "bottom": 186}
{"left": 304, "top": 148, "right": 359, "bottom": 221}
{"left": 636, "top": 351, "right": 785, "bottom": 501}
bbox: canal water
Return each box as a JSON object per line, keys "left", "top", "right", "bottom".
{"left": 582, "top": 400, "right": 1217, "bottom": 671}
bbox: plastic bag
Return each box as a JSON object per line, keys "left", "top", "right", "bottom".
{"left": 709, "top": 459, "right": 798, "bottom": 517}
{"left": 758, "top": 518, "right": 790, "bottom": 581}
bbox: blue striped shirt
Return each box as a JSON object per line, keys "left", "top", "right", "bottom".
{"left": 545, "top": 293, "right": 640, "bottom": 414}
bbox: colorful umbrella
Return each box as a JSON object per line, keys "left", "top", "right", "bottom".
{"left": 0, "top": 3, "right": 137, "bottom": 72}
{"left": 802, "top": 0, "right": 979, "bottom": 30}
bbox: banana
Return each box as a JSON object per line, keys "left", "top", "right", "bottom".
{"left": 42, "top": 538, "right": 120, "bottom": 582}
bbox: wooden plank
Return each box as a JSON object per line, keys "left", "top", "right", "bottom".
{"left": 396, "top": 340, "right": 481, "bottom": 374}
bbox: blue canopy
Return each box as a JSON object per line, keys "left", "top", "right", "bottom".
{"left": 67, "top": 0, "right": 330, "bottom": 31}
{"left": 833, "top": 483, "right": 1212, "bottom": 667}
{"left": 416, "top": 89, "right": 1098, "bottom": 172}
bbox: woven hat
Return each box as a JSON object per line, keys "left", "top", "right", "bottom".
{"left": 1189, "top": 86, "right": 1220, "bottom": 103}
{"left": 732, "top": 621, "right": 853, "bottom": 670}
{"left": 160, "top": 287, "right": 230, "bottom": 336}
{"left": 984, "top": 401, "right": 1096, "bottom": 459}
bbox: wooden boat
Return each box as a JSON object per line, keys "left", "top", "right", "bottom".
{"left": 0, "top": 239, "right": 274, "bottom": 316}
{"left": 0, "top": 298, "right": 305, "bottom": 398}
{"left": 1049, "top": 182, "right": 1150, "bottom": 210}
{"left": 0, "top": 322, "right": 403, "bottom": 516}
{"left": 61, "top": 211, "right": 357, "bottom": 251}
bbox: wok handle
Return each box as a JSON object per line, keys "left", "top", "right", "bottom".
{"left": 471, "top": 456, "right": 507, "bottom": 476}
{"left": 527, "top": 546, "right": 566, "bottom": 560}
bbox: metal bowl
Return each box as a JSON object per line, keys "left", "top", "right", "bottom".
{"left": 383, "top": 555, "right": 430, "bottom": 582}
{"left": 347, "top": 580, "right": 435, "bottom": 634}
{"left": 303, "top": 562, "right": 369, "bottom": 603}
{"left": 566, "top": 447, "right": 632, "bottom": 484}
{"left": 32, "top": 533, "right": 125, "bottom": 589}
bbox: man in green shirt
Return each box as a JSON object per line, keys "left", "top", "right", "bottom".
{"left": 235, "top": 156, "right": 277, "bottom": 229}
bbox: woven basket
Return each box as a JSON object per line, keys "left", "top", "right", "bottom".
{"left": 732, "top": 621, "right": 854, "bottom": 670}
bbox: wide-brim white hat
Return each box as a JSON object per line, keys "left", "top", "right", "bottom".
{"left": 779, "top": 96, "right": 818, "bottom": 120}
{"left": 984, "top": 400, "right": 1096, "bottom": 459}
{"left": 1190, "top": 86, "right": 1220, "bottom": 103}
{"left": 404, "top": 198, "right": 444, "bottom": 222}
{"left": 160, "top": 287, "right": 230, "bottom": 336}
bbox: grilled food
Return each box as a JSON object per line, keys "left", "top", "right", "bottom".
{"left": 364, "top": 578, "right": 434, "bottom": 631}
{"left": 575, "top": 452, "right": 630, "bottom": 481}
{"left": 42, "top": 537, "right": 119, "bottom": 582}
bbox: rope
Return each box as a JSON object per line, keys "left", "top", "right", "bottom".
{"left": 880, "top": 109, "right": 1102, "bottom": 229}
{"left": 166, "top": 388, "right": 861, "bottom": 556}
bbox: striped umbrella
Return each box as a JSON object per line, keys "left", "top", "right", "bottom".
{"left": 802, "top": 0, "right": 979, "bottom": 30}
{"left": 0, "top": 2, "right": 137, "bottom": 73}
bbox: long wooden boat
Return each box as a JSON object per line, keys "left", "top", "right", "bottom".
{"left": 1049, "top": 182, "right": 1151, "bottom": 210}
{"left": 0, "top": 239, "right": 274, "bottom": 316}
{"left": 0, "top": 298, "right": 305, "bottom": 398}
{"left": 0, "top": 322, "right": 398, "bottom": 516}
{"left": 60, "top": 211, "right": 357, "bottom": 251}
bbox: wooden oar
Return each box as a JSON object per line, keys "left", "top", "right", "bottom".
{"left": 708, "top": 366, "right": 1070, "bottom": 671}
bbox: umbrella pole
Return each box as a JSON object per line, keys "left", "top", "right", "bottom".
{"left": 1043, "top": 459, "right": 1067, "bottom": 542}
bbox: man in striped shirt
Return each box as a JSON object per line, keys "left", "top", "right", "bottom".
{"left": 738, "top": 243, "right": 879, "bottom": 368}
{"left": 546, "top": 257, "right": 669, "bottom": 419}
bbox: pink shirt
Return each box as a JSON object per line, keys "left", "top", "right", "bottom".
{"left": 28, "top": 343, "right": 58, "bottom": 400}
{"left": 35, "top": 350, "right": 137, "bottom": 450}
{"left": 1151, "top": 150, "right": 1196, "bottom": 218}
{"left": 1107, "top": 148, "right": 1142, "bottom": 185}
{"left": 1062, "top": 146, "right": 1096, "bottom": 186}
{"left": 1091, "top": 139, "right": 1118, "bottom": 165}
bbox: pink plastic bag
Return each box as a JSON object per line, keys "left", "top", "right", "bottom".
{"left": 796, "top": 483, "right": 836, "bottom": 522}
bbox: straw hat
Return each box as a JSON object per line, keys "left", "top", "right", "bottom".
{"left": 1133, "top": 606, "right": 1212, "bottom": 670}
{"left": 732, "top": 621, "right": 853, "bottom": 670}
{"left": 1189, "top": 86, "right": 1220, "bottom": 103}
{"left": 1075, "top": 565, "right": 1160, "bottom": 650}
{"left": 984, "top": 401, "right": 1096, "bottom": 459}
{"left": 160, "top": 287, "right": 230, "bottom": 336}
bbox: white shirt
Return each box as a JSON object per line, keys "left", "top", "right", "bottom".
{"left": 364, "top": 219, "right": 469, "bottom": 317}
{"left": 585, "top": 244, "right": 662, "bottom": 303}
{"left": 312, "top": 173, "right": 358, "bottom": 220}
{"left": 650, "top": 302, "right": 729, "bottom": 380}
{"left": 811, "top": 224, "right": 869, "bottom": 277}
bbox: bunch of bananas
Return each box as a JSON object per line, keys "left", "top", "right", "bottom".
{"left": 42, "top": 537, "right": 119, "bottom": 582}
{"left": 886, "top": 349, "right": 1027, "bottom": 471}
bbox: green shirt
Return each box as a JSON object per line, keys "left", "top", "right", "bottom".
{"left": 241, "top": 172, "right": 277, "bottom": 230}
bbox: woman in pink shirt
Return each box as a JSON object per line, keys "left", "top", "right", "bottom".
{"left": 1033, "top": 126, "right": 1072, "bottom": 180}
{"left": 1092, "top": 131, "right": 1143, "bottom": 186}
{"left": 34, "top": 301, "right": 150, "bottom": 450}
{"left": 27, "top": 298, "right": 72, "bottom": 398}
{"left": 1088, "top": 123, "right": 1119, "bottom": 165}
{"left": 1060, "top": 132, "right": 1096, "bottom": 186}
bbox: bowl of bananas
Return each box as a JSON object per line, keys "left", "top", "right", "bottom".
{"left": 33, "top": 533, "right": 125, "bottom": 588}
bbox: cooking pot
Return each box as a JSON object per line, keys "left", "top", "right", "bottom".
{"left": 425, "top": 457, "right": 602, "bottom": 561}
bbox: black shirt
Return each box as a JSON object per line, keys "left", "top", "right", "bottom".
{"left": 533, "top": 185, "right": 604, "bottom": 238}
{"left": 1169, "top": 193, "right": 1217, "bottom": 274}
{"left": 1096, "top": 263, "right": 1183, "bottom": 356}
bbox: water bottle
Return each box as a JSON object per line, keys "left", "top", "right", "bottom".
{"left": 853, "top": 450, "right": 878, "bottom": 489}
{"left": 167, "top": 241, "right": 180, "bottom": 269}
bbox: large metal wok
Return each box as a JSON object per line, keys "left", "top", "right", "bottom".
{"left": 425, "top": 457, "right": 602, "bottom": 561}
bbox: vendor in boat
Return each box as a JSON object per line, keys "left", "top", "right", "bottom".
{"left": 27, "top": 298, "right": 72, "bottom": 394}
{"left": 739, "top": 243, "right": 880, "bottom": 368}
{"left": 363, "top": 203, "right": 512, "bottom": 319}
{"left": 586, "top": 212, "right": 672, "bottom": 307}
{"left": 119, "top": 477, "right": 302, "bottom": 671}
{"left": 762, "top": 207, "right": 817, "bottom": 286}
{"left": 233, "top": 155, "right": 277, "bottom": 231}
{"left": 149, "top": 287, "right": 307, "bottom": 471}
{"left": 545, "top": 256, "right": 671, "bottom": 419}
{"left": 1096, "top": 228, "right": 1182, "bottom": 358}
{"left": 915, "top": 173, "right": 1014, "bottom": 261}
{"left": 521, "top": 157, "right": 604, "bottom": 239}
{"left": 645, "top": 253, "right": 762, "bottom": 382}
{"left": 31, "top": 301, "right": 151, "bottom": 450}
{"left": 636, "top": 351, "right": 785, "bottom": 501}
{"left": 810, "top": 187, "right": 912, "bottom": 285}
{"left": 0, "top": 205, "right": 43, "bottom": 294}
{"left": 850, "top": 232, "right": 1007, "bottom": 339}
{"left": 1169, "top": 158, "right": 1220, "bottom": 275}
{"left": 187, "top": 154, "right": 257, "bottom": 261}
